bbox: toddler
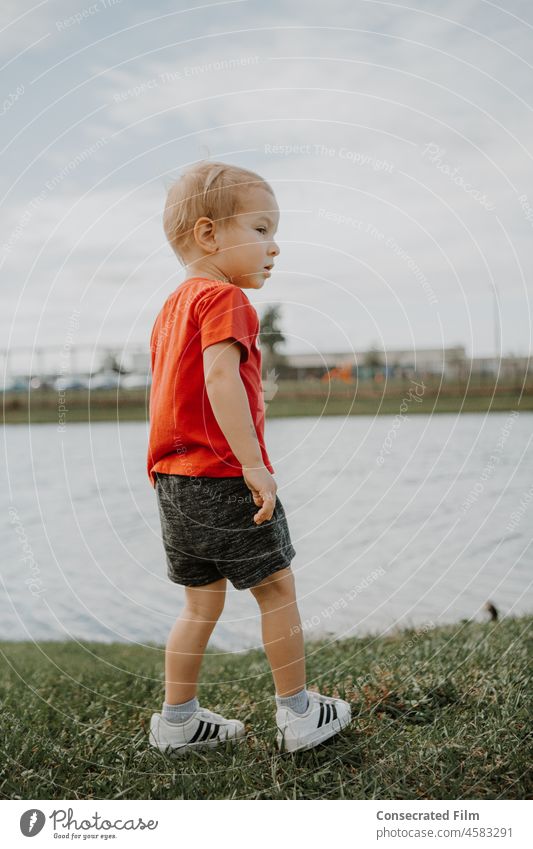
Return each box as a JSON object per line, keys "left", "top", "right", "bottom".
{"left": 147, "top": 161, "right": 351, "bottom": 753}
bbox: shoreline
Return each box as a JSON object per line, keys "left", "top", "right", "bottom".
{"left": 3, "top": 383, "right": 532, "bottom": 424}
{"left": 0, "top": 611, "right": 512, "bottom": 652}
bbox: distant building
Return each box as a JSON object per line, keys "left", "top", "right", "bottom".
{"left": 284, "top": 346, "right": 469, "bottom": 380}
{"left": 3, "top": 344, "right": 531, "bottom": 388}
{"left": 469, "top": 356, "right": 532, "bottom": 379}
{"left": 109, "top": 346, "right": 533, "bottom": 382}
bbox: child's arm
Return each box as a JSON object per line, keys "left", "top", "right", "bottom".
{"left": 203, "top": 339, "right": 277, "bottom": 525}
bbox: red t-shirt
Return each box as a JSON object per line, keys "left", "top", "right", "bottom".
{"left": 147, "top": 277, "right": 274, "bottom": 487}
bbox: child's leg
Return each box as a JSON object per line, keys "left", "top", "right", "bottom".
{"left": 250, "top": 567, "right": 306, "bottom": 696}
{"left": 165, "top": 577, "right": 226, "bottom": 704}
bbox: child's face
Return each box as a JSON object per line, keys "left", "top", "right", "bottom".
{"left": 215, "top": 186, "right": 280, "bottom": 290}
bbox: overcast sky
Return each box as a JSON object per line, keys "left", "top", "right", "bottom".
{"left": 2, "top": 0, "right": 532, "bottom": 373}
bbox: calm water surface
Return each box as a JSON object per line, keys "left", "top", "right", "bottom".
{"left": 2, "top": 413, "right": 531, "bottom": 650}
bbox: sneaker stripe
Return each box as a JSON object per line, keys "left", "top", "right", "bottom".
{"left": 210, "top": 724, "right": 220, "bottom": 740}
{"left": 324, "top": 703, "right": 330, "bottom": 724}
{"left": 331, "top": 703, "right": 337, "bottom": 721}
{"left": 317, "top": 703, "right": 324, "bottom": 728}
{"left": 199, "top": 722, "right": 212, "bottom": 742}
{"left": 189, "top": 720, "right": 205, "bottom": 743}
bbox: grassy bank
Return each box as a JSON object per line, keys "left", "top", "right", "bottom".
{"left": 3, "top": 380, "right": 532, "bottom": 423}
{"left": 0, "top": 616, "right": 531, "bottom": 800}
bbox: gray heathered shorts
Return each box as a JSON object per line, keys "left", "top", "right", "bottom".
{"left": 154, "top": 472, "right": 296, "bottom": 590}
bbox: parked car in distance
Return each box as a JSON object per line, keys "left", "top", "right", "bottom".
{"left": 1, "top": 376, "right": 29, "bottom": 393}
{"left": 88, "top": 371, "right": 121, "bottom": 390}
{"left": 118, "top": 373, "right": 151, "bottom": 389}
{"left": 53, "top": 376, "right": 89, "bottom": 391}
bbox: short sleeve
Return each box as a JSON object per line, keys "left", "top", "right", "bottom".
{"left": 194, "top": 284, "right": 256, "bottom": 363}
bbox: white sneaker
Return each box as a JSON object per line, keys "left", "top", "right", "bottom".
{"left": 276, "top": 691, "right": 352, "bottom": 753}
{"left": 149, "top": 707, "right": 245, "bottom": 756}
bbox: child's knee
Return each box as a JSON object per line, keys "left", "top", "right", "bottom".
{"left": 184, "top": 581, "right": 226, "bottom": 619}
{"left": 250, "top": 567, "right": 296, "bottom": 606}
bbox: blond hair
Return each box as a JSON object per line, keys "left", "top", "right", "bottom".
{"left": 163, "top": 160, "right": 275, "bottom": 263}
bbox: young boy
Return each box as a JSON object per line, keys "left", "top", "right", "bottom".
{"left": 147, "top": 161, "right": 351, "bottom": 754}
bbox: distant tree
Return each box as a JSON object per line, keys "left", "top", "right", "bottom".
{"left": 364, "top": 346, "right": 383, "bottom": 368}
{"left": 100, "top": 351, "right": 128, "bottom": 374}
{"left": 260, "top": 305, "right": 286, "bottom": 371}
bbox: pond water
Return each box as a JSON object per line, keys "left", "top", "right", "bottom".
{"left": 2, "top": 412, "right": 531, "bottom": 650}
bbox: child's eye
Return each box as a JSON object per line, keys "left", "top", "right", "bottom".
{"left": 256, "top": 227, "right": 267, "bottom": 235}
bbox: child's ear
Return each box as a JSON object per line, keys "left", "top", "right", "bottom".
{"left": 192, "top": 216, "right": 217, "bottom": 253}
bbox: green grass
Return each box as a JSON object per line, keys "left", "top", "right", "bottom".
{"left": 1, "top": 616, "right": 531, "bottom": 800}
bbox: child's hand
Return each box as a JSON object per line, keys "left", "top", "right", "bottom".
{"left": 242, "top": 465, "right": 277, "bottom": 524}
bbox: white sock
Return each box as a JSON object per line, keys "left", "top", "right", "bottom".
{"left": 161, "top": 696, "right": 199, "bottom": 723}
{"left": 275, "top": 688, "right": 309, "bottom": 714}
